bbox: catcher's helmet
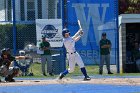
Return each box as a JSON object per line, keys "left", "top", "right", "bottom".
{"left": 1, "top": 48, "right": 10, "bottom": 54}
{"left": 62, "top": 28, "right": 70, "bottom": 37}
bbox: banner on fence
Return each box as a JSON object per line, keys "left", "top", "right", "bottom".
{"left": 36, "top": 19, "right": 63, "bottom": 48}
{"left": 66, "top": 0, "right": 118, "bottom": 64}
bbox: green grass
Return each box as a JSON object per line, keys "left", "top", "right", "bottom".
{"left": 19, "top": 63, "right": 140, "bottom": 78}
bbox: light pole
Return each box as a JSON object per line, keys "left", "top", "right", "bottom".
{"left": 12, "top": 0, "right": 16, "bottom": 55}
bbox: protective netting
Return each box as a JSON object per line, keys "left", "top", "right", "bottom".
{"left": 0, "top": 0, "right": 64, "bottom": 75}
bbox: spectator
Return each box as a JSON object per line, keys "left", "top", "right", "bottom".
{"left": 39, "top": 35, "right": 53, "bottom": 76}
{"left": 99, "top": 32, "right": 113, "bottom": 75}
{"left": 132, "top": 42, "right": 140, "bottom": 72}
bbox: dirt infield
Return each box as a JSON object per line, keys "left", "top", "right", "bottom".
{"left": 0, "top": 78, "right": 140, "bottom": 86}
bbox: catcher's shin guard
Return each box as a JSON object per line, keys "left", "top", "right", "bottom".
{"left": 5, "top": 68, "right": 19, "bottom": 82}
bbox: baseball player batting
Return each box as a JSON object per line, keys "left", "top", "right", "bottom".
{"left": 58, "top": 20, "right": 91, "bottom": 81}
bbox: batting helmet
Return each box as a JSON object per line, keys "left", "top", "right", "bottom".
{"left": 62, "top": 28, "right": 70, "bottom": 37}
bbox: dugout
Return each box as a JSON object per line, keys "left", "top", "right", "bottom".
{"left": 119, "top": 14, "right": 140, "bottom": 73}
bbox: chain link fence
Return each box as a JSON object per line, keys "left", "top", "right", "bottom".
{"left": 0, "top": 0, "right": 64, "bottom": 75}
{"left": 0, "top": 0, "right": 122, "bottom": 75}
{"left": 0, "top": 0, "right": 62, "bottom": 51}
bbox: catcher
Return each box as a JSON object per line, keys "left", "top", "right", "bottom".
{"left": 0, "top": 48, "right": 29, "bottom": 82}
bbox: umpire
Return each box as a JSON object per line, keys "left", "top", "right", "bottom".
{"left": 99, "top": 32, "right": 113, "bottom": 75}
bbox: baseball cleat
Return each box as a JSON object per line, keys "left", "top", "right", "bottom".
{"left": 84, "top": 76, "right": 91, "bottom": 81}
{"left": 99, "top": 72, "right": 102, "bottom": 75}
{"left": 43, "top": 73, "right": 47, "bottom": 76}
{"left": 10, "top": 78, "right": 15, "bottom": 82}
{"left": 49, "top": 73, "right": 54, "bottom": 76}
{"left": 108, "top": 72, "right": 113, "bottom": 74}
{"left": 58, "top": 73, "right": 65, "bottom": 80}
{"left": 5, "top": 77, "right": 15, "bottom": 82}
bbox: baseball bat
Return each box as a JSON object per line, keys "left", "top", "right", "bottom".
{"left": 78, "top": 20, "right": 82, "bottom": 29}
{"left": 78, "top": 20, "right": 84, "bottom": 35}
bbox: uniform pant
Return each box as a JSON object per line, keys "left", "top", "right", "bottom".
{"left": 99, "top": 54, "right": 111, "bottom": 73}
{"left": 67, "top": 52, "right": 85, "bottom": 73}
{"left": 41, "top": 55, "right": 53, "bottom": 74}
{"left": 136, "top": 59, "right": 140, "bottom": 72}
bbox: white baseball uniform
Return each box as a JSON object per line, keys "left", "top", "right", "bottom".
{"left": 63, "top": 30, "right": 85, "bottom": 73}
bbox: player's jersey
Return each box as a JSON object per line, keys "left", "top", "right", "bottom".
{"left": 63, "top": 37, "right": 76, "bottom": 53}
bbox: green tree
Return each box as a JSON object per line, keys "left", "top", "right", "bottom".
{"left": 119, "top": 0, "right": 140, "bottom": 14}
{"left": 126, "top": 0, "right": 140, "bottom": 13}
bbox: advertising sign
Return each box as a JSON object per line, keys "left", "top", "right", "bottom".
{"left": 36, "top": 19, "right": 63, "bottom": 48}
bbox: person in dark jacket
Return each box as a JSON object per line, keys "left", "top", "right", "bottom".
{"left": 99, "top": 33, "right": 113, "bottom": 75}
